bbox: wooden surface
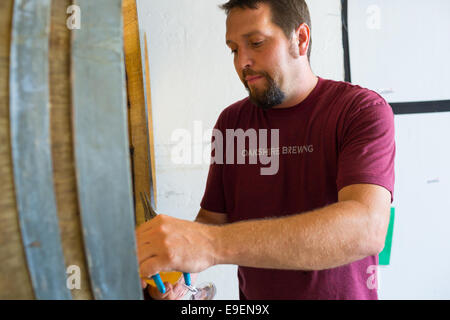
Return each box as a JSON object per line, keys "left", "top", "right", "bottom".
{"left": 123, "top": 0, "right": 152, "bottom": 226}
{"left": 72, "top": 0, "right": 143, "bottom": 300}
{"left": 49, "top": 0, "right": 92, "bottom": 300}
{"left": 9, "top": 0, "right": 72, "bottom": 300}
{"left": 0, "top": 0, "right": 34, "bottom": 300}
{"left": 142, "top": 33, "right": 158, "bottom": 211}
{"left": 1, "top": 0, "right": 145, "bottom": 299}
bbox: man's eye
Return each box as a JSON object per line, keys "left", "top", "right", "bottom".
{"left": 251, "top": 41, "right": 263, "bottom": 47}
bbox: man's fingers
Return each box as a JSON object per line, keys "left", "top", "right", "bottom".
{"left": 135, "top": 227, "right": 159, "bottom": 244}
{"left": 164, "top": 282, "right": 185, "bottom": 300}
{"left": 135, "top": 220, "right": 155, "bottom": 234}
{"left": 135, "top": 215, "right": 165, "bottom": 235}
{"left": 136, "top": 242, "right": 158, "bottom": 265}
{"left": 149, "top": 282, "right": 178, "bottom": 300}
{"left": 173, "top": 280, "right": 188, "bottom": 299}
{"left": 136, "top": 231, "right": 167, "bottom": 264}
{"left": 149, "top": 284, "right": 168, "bottom": 300}
{"left": 140, "top": 256, "right": 167, "bottom": 279}
{"left": 165, "top": 282, "right": 174, "bottom": 294}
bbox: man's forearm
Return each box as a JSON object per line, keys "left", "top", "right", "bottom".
{"left": 212, "top": 200, "right": 382, "bottom": 271}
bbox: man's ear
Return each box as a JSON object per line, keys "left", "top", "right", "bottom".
{"left": 294, "top": 23, "right": 311, "bottom": 57}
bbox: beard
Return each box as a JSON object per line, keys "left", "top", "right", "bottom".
{"left": 244, "top": 70, "right": 285, "bottom": 110}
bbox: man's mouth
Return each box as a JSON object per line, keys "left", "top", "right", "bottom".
{"left": 245, "top": 75, "right": 264, "bottom": 84}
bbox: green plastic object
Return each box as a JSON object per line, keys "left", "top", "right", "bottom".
{"left": 379, "top": 207, "right": 395, "bottom": 265}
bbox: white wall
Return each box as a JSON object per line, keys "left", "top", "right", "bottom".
{"left": 136, "top": 0, "right": 344, "bottom": 299}
{"left": 380, "top": 113, "right": 450, "bottom": 299}
{"left": 348, "top": 0, "right": 450, "bottom": 103}
{"left": 347, "top": 0, "right": 450, "bottom": 299}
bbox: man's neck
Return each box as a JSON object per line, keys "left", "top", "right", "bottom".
{"left": 273, "top": 71, "right": 318, "bottom": 109}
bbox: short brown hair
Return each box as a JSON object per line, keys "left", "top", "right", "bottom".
{"left": 220, "top": 0, "right": 312, "bottom": 60}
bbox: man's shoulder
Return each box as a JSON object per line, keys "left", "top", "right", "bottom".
{"left": 319, "top": 79, "right": 394, "bottom": 135}
{"left": 321, "top": 78, "right": 388, "bottom": 110}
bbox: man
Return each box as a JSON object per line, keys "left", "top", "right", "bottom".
{"left": 136, "top": 0, "right": 395, "bottom": 300}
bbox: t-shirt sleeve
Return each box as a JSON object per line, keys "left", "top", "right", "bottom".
{"left": 200, "top": 116, "right": 227, "bottom": 213}
{"left": 336, "top": 98, "right": 396, "bottom": 202}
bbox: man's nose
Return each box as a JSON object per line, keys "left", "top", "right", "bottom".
{"left": 236, "top": 48, "right": 253, "bottom": 70}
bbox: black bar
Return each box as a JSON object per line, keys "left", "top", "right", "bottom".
{"left": 390, "top": 100, "right": 450, "bottom": 115}
{"left": 341, "top": 0, "right": 351, "bottom": 83}
{"left": 0, "top": 300, "right": 447, "bottom": 318}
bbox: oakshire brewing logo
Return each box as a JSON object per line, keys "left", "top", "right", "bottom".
{"left": 242, "top": 145, "right": 314, "bottom": 157}
{"left": 212, "top": 129, "right": 314, "bottom": 176}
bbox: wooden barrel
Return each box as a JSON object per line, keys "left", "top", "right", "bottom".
{"left": 0, "top": 0, "right": 154, "bottom": 300}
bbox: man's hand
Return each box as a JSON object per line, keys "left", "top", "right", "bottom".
{"left": 135, "top": 215, "right": 219, "bottom": 281}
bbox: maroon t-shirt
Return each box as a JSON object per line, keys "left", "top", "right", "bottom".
{"left": 200, "top": 77, "right": 395, "bottom": 300}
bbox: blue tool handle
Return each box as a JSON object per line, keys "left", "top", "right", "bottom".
{"left": 152, "top": 274, "right": 166, "bottom": 294}
{"left": 183, "top": 273, "right": 191, "bottom": 286}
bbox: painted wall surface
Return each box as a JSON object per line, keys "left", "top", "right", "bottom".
{"left": 348, "top": 0, "right": 450, "bottom": 103}
{"left": 136, "top": 0, "right": 344, "bottom": 299}
{"left": 379, "top": 113, "right": 450, "bottom": 299}
{"left": 347, "top": 0, "right": 450, "bottom": 299}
